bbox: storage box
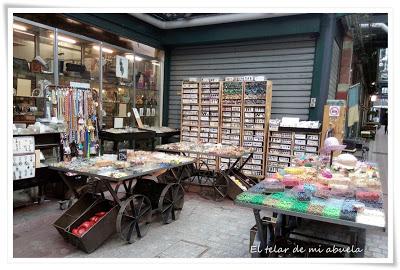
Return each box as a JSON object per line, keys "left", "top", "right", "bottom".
{"left": 53, "top": 193, "right": 118, "bottom": 253}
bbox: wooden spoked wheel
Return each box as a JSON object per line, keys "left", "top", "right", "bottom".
{"left": 158, "top": 183, "right": 185, "bottom": 224}
{"left": 213, "top": 174, "right": 228, "bottom": 202}
{"left": 116, "top": 194, "right": 152, "bottom": 244}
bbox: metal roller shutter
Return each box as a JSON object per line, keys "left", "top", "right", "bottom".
{"left": 328, "top": 40, "right": 341, "bottom": 100}
{"left": 168, "top": 35, "right": 316, "bottom": 128}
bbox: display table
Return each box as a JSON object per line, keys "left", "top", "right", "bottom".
{"left": 13, "top": 132, "right": 64, "bottom": 204}
{"left": 49, "top": 151, "right": 195, "bottom": 252}
{"left": 140, "top": 126, "right": 180, "bottom": 145}
{"left": 156, "top": 142, "right": 255, "bottom": 201}
{"left": 99, "top": 128, "right": 156, "bottom": 153}
{"left": 235, "top": 162, "right": 385, "bottom": 258}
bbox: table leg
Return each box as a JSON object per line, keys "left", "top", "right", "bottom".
{"left": 349, "top": 227, "right": 366, "bottom": 257}
{"left": 58, "top": 172, "right": 80, "bottom": 199}
{"left": 113, "top": 140, "right": 118, "bottom": 152}
{"left": 129, "top": 140, "right": 134, "bottom": 149}
{"left": 253, "top": 209, "right": 267, "bottom": 255}
{"left": 96, "top": 178, "right": 123, "bottom": 206}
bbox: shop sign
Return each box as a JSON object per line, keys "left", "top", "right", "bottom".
{"left": 329, "top": 105, "right": 341, "bottom": 117}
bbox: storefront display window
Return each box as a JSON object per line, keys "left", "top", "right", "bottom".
{"left": 134, "top": 55, "right": 161, "bottom": 127}
{"left": 101, "top": 44, "right": 135, "bottom": 129}
{"left": 13, "top": 17, "right": 164, "bottom": 128}
{"left": 13, "top": 19, "right": 54, "bottom": 124}
{"left": 57, "top": 31, "right": 100, "bottom": 99}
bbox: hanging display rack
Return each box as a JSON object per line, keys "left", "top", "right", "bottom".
{"left": 44, "top": 85, "right": 100, "bottom": 158}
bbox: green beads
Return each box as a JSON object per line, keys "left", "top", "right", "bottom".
{"left": 323, "top": 206, "right": 341, "bottom": 219}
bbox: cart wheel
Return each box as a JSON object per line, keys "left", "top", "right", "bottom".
{"left": 116, "top": 194, "right": 152, "bottom": 244}
{"left": 213, "top": 174, "right": 228, "bottom": 202}
{"left": 158, "top": 183, "right": 185, "bottom": 224}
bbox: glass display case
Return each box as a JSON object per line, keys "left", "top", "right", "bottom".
{"left": 101, "top": 44, "right": 135, "bottom": 129}
{"left": 13, "top": 19, "right": 54, "bottom": 124}
{"left": 13, "top": 17, "right": 164, "bottom": 129}
{"left": 57, "top": 31, "right": 100, "bottom": 93}
{"left": 134, "top": 55, "right": 162, "bottom": 127}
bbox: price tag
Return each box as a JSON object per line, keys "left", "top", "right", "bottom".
{"left": 118, "top": 149, "right": 127, "bottom": 161}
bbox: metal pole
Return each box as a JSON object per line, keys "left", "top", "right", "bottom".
{"left": 53, "top": 28, "right": 59, "bottom": 85}
{"left": 99, "top": 43, "right": 103, "bottom": 128}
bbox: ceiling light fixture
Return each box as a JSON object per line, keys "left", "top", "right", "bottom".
{"left": 13, "top": 29, "right": 34, "bottom": 36}
{"left": 370, "top": 95, "right": 377, "bottom": 102}
{"left": 151, "top": 60, "right": 160, "bottom": 66}
{"left": 93, "top": 45, "right": 113, "bottom": 54}
{"left": 125, "top": 54, "right": 134, "bottom": 61}
{"left": 50, "top": 34, "right": 77, "bottom": 44}
{"left": 13, "top": 23, "right": 27, "bottom": 31}
{"left": 134, "top": 56, "right": 143, "bottom": 62}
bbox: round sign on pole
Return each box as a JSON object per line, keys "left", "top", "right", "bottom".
{"left": 329, "top": 106, "right": 340, "bottom": 117}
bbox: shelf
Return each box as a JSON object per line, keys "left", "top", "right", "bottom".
{"left": 267, "top": 160, "right": 291, "bottom": 164}
{"left": 14, "top": 96, "right": 46, "bottom": 99}
{"left": 221, "top": 127, "right": 241, "bottom": 130}
{"left": 269, "top": 141, "right": 292, "bottom": 145}
{"left": 200, "top": 103, "right": 219, "bottom": 106}
{"left": 243, "top": 128, "right": 265, "bottom": 131}
{"left": 268, "top": 153, "right": 292, "bottom": 158}
{"left": 221, "top": 104, "right": 242, "bottom": 107}
{"left": 244, "top": 104, "right": 266, "bottom": 107}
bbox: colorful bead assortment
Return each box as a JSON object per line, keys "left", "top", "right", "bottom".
{"left": 235, "top": 160, "right": 385, "bottom": 228}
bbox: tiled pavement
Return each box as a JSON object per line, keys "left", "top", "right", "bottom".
{"left": 13, "top": 192, "right": 387, "bottom": 258}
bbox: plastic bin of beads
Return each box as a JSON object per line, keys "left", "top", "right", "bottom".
{"left": 289, "top": 185, "right": 312, "bottom": 201}
{"left": 306, "top": 197, "right": 326, "bottom": 215}
{"left": 330, "top": 185, "right": 355, "bottom": 198}
{"left": 292, "top": 201, "right": 309, "bottom": 213}
{"left": 303, "top": 183, "right": 317, "bottom": 194}
{"left": 263, "top": 197, "right": 279, "bottom": 207}
{"left": 235, "top": 192, "right": 267, "bottom": 205}
{"left": 329, "top": 176, "right": 352, "bottom": 186}
{"left": 317, "top": 175, "right": 330, "bottom": 185}
{"left": 339, "top": 199, "right": 358, "bottom": 221}
{"left": 323, "top": 206, "right": 341, "bottom": 219}
{"left": 355, "top": 190, "right": 381, "bottom": 202}
{"left": 284, "top": 167, "right": 305, "bottom": 175}
{"left": 307, "top": 204, "right": 325, "bottom": 216}
{"left": 282, "top": 175, "right": 300, "bottom": 188}
{"left": 247, "top": 178, "right": 285, "bottom": 194}
{"left": 314, "top": 188, "right": 331, "bottom": 199}
{"left": 326, "top": 198, "right": 345, "bottom": 208}
{"left": 276, "top": 196, "right": 296, "bottom": 211}
{"left": 270, "top": 192, "right": 286, "bottom": 200}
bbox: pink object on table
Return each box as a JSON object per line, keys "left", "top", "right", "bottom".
{"left": 356, "top": 191, "right": 381, "bottom": 202}
{"left": 321, "top": 169, "right": 333, "bottom": 178}
{"left": 282, "top": 174, "right": 300, "bottom": 187}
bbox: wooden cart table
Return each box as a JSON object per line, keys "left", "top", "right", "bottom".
{"left": 99, "top": 128, "right": 156, "bottom": 153}
{"left": 49, "top": 152, "right": 195, "bottom": 252}
{"left": 156, "top": 142, "right": 255, "bottom": 201}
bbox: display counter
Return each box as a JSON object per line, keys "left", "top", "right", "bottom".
{"left": 99, "top": 128, "right": 156, "bottom": 152}
{"left": 235, "top": 157, "right": 385, "bottom": 257}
